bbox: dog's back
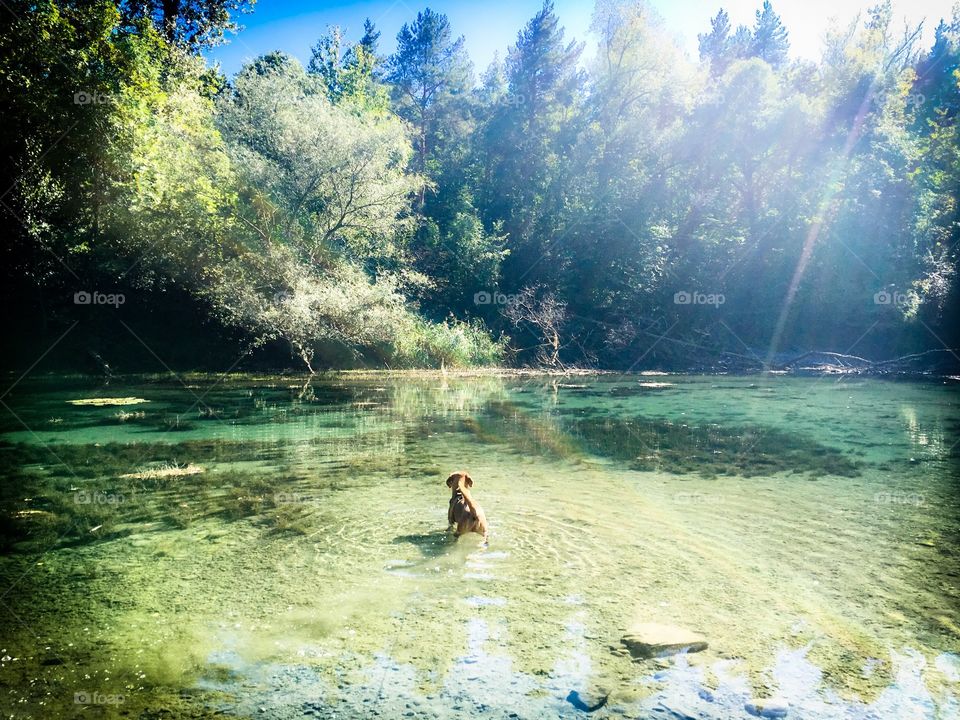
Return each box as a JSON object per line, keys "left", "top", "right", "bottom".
{"left": 446, "top": 471, "right": 488, "bottom": 541}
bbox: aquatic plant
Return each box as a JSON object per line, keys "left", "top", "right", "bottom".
{"left": 121, "top": 462, "right": 205, "bottom": 484}
{"left": 566, "top": 416, "right": 862, "bottom": 478}
{"left": 114, "top": 410, "right": 147, "bottom": 422}
{"left": 464, "top": 400, "right": 581, "bottom": 460}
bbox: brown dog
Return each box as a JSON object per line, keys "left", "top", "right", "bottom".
{"left": 446, "top": 471, "right": 488, "bottom": 543}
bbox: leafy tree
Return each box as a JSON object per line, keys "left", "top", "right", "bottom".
{"left": 908, "top": 7, "right": 960, "bottom": 332}
{"left": 382, "top": 9, "right": 507, "bottom": 316}
{"left": 698, "top": 9, "right": 732, "bottom": 73}
{"left": 359, "top": 18, "right": 381, "bottom": 56}
{"left": 385, "top": 8, "right": 472, "bottom": 195}
{"left": 480, "top": 1, "right": 583, "bottom": 291}
{"left": 217, "top": 57, "right": 421, "bottom": 265}
{"left": 698, "top": 2, "right": 788, "bottom": 74}
{"left": 308, "top": 21, "right": 388, "bottom": 112}
{"left": 550, "top": 0, "right": 689, "bottom": 355}
{"left": 913, "top": 12, "right": 960, "bottom": 125}
{"left": 115, "top": 0, "right": 255, "bottom": 47}
{"left": 750, "top": 1, "right": 789, "bottom": 68}
{"left": 0, "top": 1, "right": 146, "bottom": 307}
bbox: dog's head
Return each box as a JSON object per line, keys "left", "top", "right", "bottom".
{"left": 445, "top": 471, "right": 473, "bottom": 490}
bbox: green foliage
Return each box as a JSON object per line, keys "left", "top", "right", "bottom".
{"left": 307, "top": 22, "right": 388, "bottom": 113}
{"left": 699, "top": 1, "right": 789, "bottom": 73}
{"left": 116, "top": 0, "right": 255, "bottom": 47}
{"left": 2, "top": 0, "right": 958, "bottom": 372}
{"left": 386, "top": 7, "right": 472, "bottom": 186}
{"left": 217, "top": 56, "right": 419, "bottom": 263}
{"left": 750, "top": 1, "right": 790, "bottom": 68}
{"left": 478, "top": 0, "right": 583, "bottom": 290}
{"left": 111, "top": 43, "right": 238, "bottom": 282}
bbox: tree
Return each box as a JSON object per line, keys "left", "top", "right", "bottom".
{"left": 751, "top": 1, "right": 790, "bottom": 68}
{"left": 308, "top": 22, "right": 387, "bottom": 111}
{"left": 115, "top": 0, "right": 255, "bottom": 48}
{"left": 698, "top": 3, "right": 788, "bottom": 74}
{"left": 913, "top": 13, "right": 960, "bottom": 125}
{"left": 504, "top": 1, "right": 583, "bottom": 124}
{"left": 503, "top": 286, "right": 567, "bottom": 367}
{"left": 217, "top": 57, "right": 422, "bottom": 265}
{"left": 385, "top": 8, "right": 472, "bottom": 198}
{"left": 0, "top": 1, "right": 156, "bottom": 314}
{"left": 358, "top": 18, "right": 381, "bottom": 59}
{"left": 698, "top": 9, "right": 732, "bottom": 73}
{"left": 908, "top": 7, "right": 960, "bottom": 332}
{"left": 480, "top": 1, "right": 583, "bottom": 292}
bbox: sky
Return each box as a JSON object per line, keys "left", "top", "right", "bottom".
{"left": 206, "top": 0, "right": 956, "bottom": 77}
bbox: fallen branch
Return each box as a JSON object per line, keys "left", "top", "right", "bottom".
{"left": 772, "top": 348, "right": 960, "bottom": 375}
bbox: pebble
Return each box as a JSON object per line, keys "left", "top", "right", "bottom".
{"left": 745, "top": 697, "right": 789, "bottom": 718}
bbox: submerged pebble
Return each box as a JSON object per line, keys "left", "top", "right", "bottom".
{"left": 745, "top": 697, "right": 790, "bottom": 718}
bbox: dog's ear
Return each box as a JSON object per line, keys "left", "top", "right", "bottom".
{"left": 464, "top": 472, "right": 474, "bottom": 488}
{"left": 445, "top": 473, "right": 456, "bottom": 488}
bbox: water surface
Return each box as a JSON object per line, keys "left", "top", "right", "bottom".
{"left": 0, "top": 373, "right": 958, "bottom": 719}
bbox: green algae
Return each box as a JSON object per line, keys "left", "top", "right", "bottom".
{"left": 566, "top": 415, "right": 862, "bottom": 477}
{"left": 451, "top": 402, "right": 861, "bottom": 478}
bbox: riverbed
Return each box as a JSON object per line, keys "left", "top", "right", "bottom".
{"left": 0, "top": 373, "right": 957, "bottom": 718}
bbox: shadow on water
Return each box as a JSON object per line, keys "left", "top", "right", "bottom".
{"left": 393, "top": 528, "right": 458, "bottom": 558}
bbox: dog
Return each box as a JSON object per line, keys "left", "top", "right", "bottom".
{"left": 446, "top": 471, "right": 488, "bottom": 543}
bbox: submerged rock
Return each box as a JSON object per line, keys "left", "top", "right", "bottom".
{"left": 566, "top": 689, "right": 609, "bottom": 712}
{"left": 745, "top": 697, "right": 789, "bottom": 718}
{"left": 620, "top": 622, "right": 708, "bottom": 659}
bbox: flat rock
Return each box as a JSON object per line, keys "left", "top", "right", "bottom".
{"left": 620, "top": 622, "right": 707, "bottom": 659}
{"left": 566, "top": 689, "right": 609, "bottom": 712}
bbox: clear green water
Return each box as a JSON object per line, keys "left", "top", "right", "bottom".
{"left": 0, "top": 373, "right": 958, "bottom": 719}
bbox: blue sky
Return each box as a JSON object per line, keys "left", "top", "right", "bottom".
{"left": 206, "top": 0, "right": 954, "bottom": 77}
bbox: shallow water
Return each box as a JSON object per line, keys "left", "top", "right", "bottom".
{"left": 0, "top": 373, "right": 958, "bottom": 719}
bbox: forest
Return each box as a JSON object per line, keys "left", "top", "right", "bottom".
{"left": 1, "top": 5, "right": 959, "bottom": 718}
{"left": 1, "top": 0, "right": 958, "bottom": 372}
